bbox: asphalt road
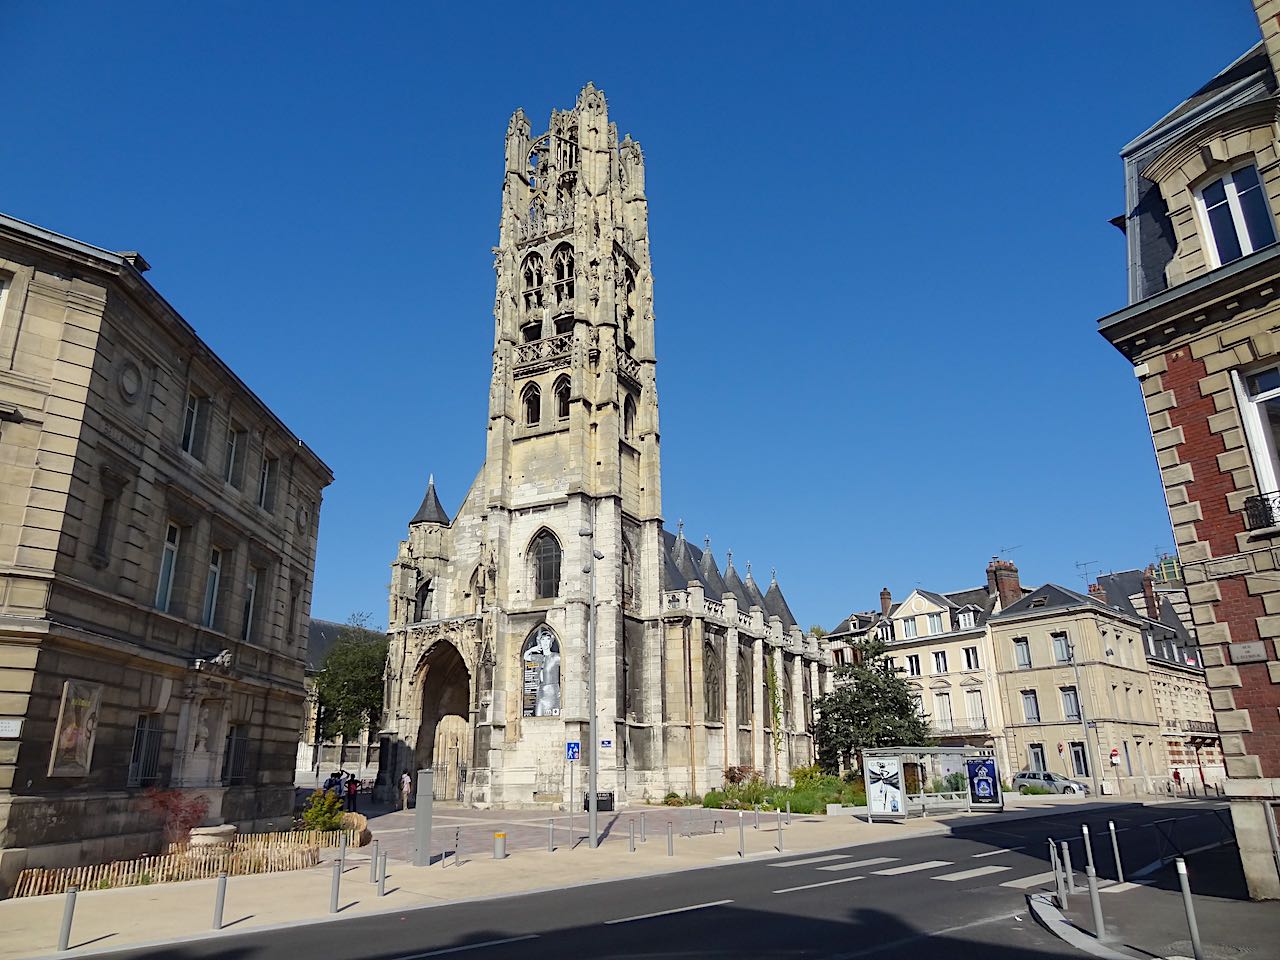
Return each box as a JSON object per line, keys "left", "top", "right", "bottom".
{"left": 101, "top": 801, "right": 1231, "bottom": 960}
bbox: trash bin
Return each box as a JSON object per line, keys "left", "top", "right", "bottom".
{"left": 583, "top": 791, "right": 615, "bottom": 812}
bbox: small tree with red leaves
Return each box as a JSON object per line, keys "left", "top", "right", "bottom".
{"left": 140, "top": 788, "right": 210, "bottom": 845}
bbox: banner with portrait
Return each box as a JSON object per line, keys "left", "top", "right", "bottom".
{"left": 864, "top": 755, "right": 904, "bottom": 820}
{"left": 48, "top": 680, "right": 102, "bottom": 777}
{"left": 521, "top": 625, "right": 561, "bottom": 717}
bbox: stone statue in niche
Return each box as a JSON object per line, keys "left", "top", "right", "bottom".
{"left": 194, "top": 705, "right": 210, "bottom": 751}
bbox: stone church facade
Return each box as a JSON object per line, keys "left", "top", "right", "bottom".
{"left": 383, "top": 86, "right": 832, "bottom": 807}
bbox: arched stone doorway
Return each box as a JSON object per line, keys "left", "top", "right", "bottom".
{"left": 415, "top": 640, "right": 471, "bottom": 801}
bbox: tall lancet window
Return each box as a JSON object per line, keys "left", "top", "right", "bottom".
{"left": 522, "top": 383, "right": 541, "bottom": 426}
{"left": 552, "top": 244, "right": 575, "bottom": 306}
{"left": 737, "top": 643, "right": 753, "bottom": 722}
{"left": 704, "top": 635, "right": 723, "bottom": 723}
{"left": 529, "top": 529, "right": 561, "bottom": 598}
{"left": 521, "top": 253, "right": 544, "bottom": 342}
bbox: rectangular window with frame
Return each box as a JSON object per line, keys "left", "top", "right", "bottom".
{"left": 242, "top": 565, "right": 262, "bottom": 642}
{"left": 964, "top": 688, "right": 984, "bottom": 728}
{"left": 1022, "top": 689, "right": 1040, "bottom": 722}
{"left": 1069, "top": 741, "right": 1089, "bottom": 778}
{"left": 963, "top": 645, "right": 980, "bottom": 670}
{"left": 906, "top": 654, "right": 921, "bottom": 677}
{"left": 202, "top": 547, "right": 223, "bottom": 628}
{"left": 1052, "top": 633, "right": 1071, "bottom": 664}
{"left": 933, "top": 650, "right": 947, "bottom": 673}
{"left": 1237, "top": 363, "right": 1280, "bottom": 518}
{"left": 902, "top": 617, "right": 917, "bottom": 639}
{"left": 223, "top": 425, "right": 245, "bottom": 487}
{"left": 156, "top": 522, "right": 181, "bottom": 612}
{"left": 958, "top": 610, "right": 975, "bottom": 630}
{"left": 181, "top": 392, "right": 209, "bottom": 459}
{"left": 933, "top": 691, "right": 953, "bottom": 729}
{"left": 1195, "top": 163, "right": 1276, "bottom": 268}
{"left": 222, "top": 724, "right": 249, "bottom": 785}
{"left": 926, "top": 612, "right": 943, "bottom": 635}
{"left": 1014, "top": 638, "right": 1031, "bottom": 669}
{"left": 1028, "top": 743, "right": 1046, "bottom": 772}
{"left": 258, "top": 455, "right": 278, "bottom": 511}
{"left": 128, "top": 713, "right": 163, "bottom": 787}
{"left": 1061, "top": 685, "right": 1081, "bottom": 722}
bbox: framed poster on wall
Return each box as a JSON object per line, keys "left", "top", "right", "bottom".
{"left": 48, "top": 680, "right": 102, "bottom": 777}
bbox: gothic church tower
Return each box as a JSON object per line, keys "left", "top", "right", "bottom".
{"left": 385, "top": 84, "right": 669, "bottom": 805}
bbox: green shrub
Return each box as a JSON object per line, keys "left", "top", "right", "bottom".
{"left": 703, "top": 790, "right": 725, "bottom": 809}
{"left": 944, "top": 772, "right": 967, "bottom": 793}
{"left": 301, "top": 788, "right": 346, "bottom": 831}
{"left": 663, "top": 791, "right": 684, "bottom": 806}
{"left": 1019, "top": 784, "right": 1053, "bottom": 795}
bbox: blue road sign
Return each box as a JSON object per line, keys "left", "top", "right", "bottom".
{"left": 566, "top": 741, "right": 580, "bottom": 761}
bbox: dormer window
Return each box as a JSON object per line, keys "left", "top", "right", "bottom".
{"left": 959, "top": 610, "right": 975, "bottom": 630}
{"left": 1195, "top": 164, "right": 1276, "bottom": 268}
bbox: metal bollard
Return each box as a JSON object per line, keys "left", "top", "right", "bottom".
{"left": 777, "top": 807, "right": 784, "bottom": 853}
{"left": 1050, "top": 840, "right": 1067, "bottom": 908}
{"left": 377, "top": 852, "right": 388, "bottom": 897}
{"left": 57, "top": 886, "right": 78, "bottom": 952}
{"left": 1082, "top": 824, "right": 1096, "bottom": 872}
{"left": 629, "top": 819, "right": 636, "bottom": 853}
{"left": 548, "top": 818, "right": 555, "bottom": 852}
{"left": 1061, "top": 840, "right": 1078, "bottom": 894}
{"left": 493, "top": 832, "right": 506, "bottom": 860}
{"left": 212, "top": 871, "right": 227, "bottom": 930}
{"left": 739, "top": 810, "right": 745, "bottom": 858}
{"left": 369, "top": 839, "right": 380, "bottom": 883}
{"left": 754, "top": 805, "right": 760, "bottom": 830}
{"left": 1175, "top": 859, "right": 1204, "bottom": 960}
{"left": 667, "top": 821, "right": 674, "bottom": 856}
{"left": 452, "top": 827, "right": 460, "bottom": 867}
{"left": 330, "top": 860, "right": 341, "bottom": 914}
{"left": 1085, "top": 865, "right": 1106, "bottom": 939}
{"left": 641, "top": 813, "right": 647, "bottom": 843}
{"left": 786, "top": 800, "right": 792, "bottom": 825}
{"left": 339, "top": 833, "right": 347, "bottom": 872}
{"left": 1109, "top": 821, "right": 1124, "bottom": 884}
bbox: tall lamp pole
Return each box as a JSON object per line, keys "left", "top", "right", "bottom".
{"left": 1068, "top": 638, "right": 1101, "bottom": 798}
{"left": 580, "top": 512, "right": 604, "bottom": 849}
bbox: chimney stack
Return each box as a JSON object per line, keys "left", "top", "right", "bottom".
{"left": 880, "top": 587, "right": 892, "bottom": 617}
{"left": 1142, "top": 566, "right": 1160, "bottom": 620}
{"left": 1088, "top": 582, "right": 1108, "bottom": 603}
{"left": 986, "top": 557, "right": 1022, "bottom": 609}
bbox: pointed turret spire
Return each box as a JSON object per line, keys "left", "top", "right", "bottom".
{"left": 410, "top": 474, "right": 451, "bottom": 526}
{"left": 698, "top": 535, "right": 727, "bottom": 599}
{"left": 722, "top": 547, "right": 753, "bottom": 609}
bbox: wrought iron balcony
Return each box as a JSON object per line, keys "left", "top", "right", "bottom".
{"left": 1244, "top": 490, "right": 1280, "bottom": 529}
{"left": 1183, "top": 719, "right": 1217, "bottom": 734}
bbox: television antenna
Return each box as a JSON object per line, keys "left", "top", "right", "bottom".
{"left": 999, "top": 545, "right": 1022, "bottom": 558}
{"left": 1075, "top": 560, "right": 1099, "bottom": 588}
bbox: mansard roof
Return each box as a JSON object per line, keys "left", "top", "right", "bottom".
{"left": 1095, "top": 569, "right": 1194, "bottom": 647}
{"left": 991, "top": 582, "right": 1126, "bottom": 621}
{"left": 410, "top": 475, "right": 451, "bottom": 526}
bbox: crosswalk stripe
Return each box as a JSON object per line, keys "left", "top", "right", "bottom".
{"left": 1099, "top": 881, "right": 1142, "bottom": 893}
{"left": 773, "top": 876, "right": 864, "bottom": 894}
{"left": 872, "top": 860, "right": 953, "bottom": 876}
{"left": 817, "top": 857, "right": 898, "bottom": 872}
{"left": 972, "top": 846, "right": 1023, "bottom": 858}
{"left": 932, "top": 865, "right": 1013, "bottom": 882}
{"left": 769, "top": 854, "right": 851, "bottom": 867}
{"left": 999, "top": 870, "right": 1057, "bottom": 890}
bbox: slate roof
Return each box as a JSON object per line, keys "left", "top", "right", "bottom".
{"left": 991, "top": 582, "right": 1123, "bottom": 621}
{"left": 658, "top": 526, "right": 798, "bottom": 626}
{"left": 763, "top": 574, "right": 797, "bottom": 628}
{"left": 410, "top": 475, "right": 451, "bottom": 526}
{"left": 306, "top": 618, "right": 349, "bottom": 673}
{"left": 722, "top": 555, "right": 754, "bottom": 610}
{"left": 698, "top": 539, "right": 729, "bottom": 599}
{"left": 1094, "top": 569, "right": 1195, "bottom": 650}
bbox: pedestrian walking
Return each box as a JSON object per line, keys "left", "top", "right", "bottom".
{"left": 346, "top": 775, "right": 358, "bottom": 812}
{"left": 400, "top": 770, "right": 412, "bottom": 811}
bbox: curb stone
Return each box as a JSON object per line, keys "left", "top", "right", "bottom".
{"left": 1027, "top": 893, "right": 1143, "bottom": 960}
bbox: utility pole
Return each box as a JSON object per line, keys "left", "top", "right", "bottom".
{"left": 580, "top": 509, "right": 604, "bottom": 849}
{"left": 1068, "top": 637, "right": 1101, "bottom": 798}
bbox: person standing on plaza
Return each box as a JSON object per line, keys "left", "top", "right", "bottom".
{"left": 345, "top": 774, "right": 358, "bottom": 812}
{"left": 400, "top": 769, "right": 412, "bottom": 811}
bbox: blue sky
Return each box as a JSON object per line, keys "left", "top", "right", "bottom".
{"left": 2, "top": 2, "right": 1263, "bottom": 630}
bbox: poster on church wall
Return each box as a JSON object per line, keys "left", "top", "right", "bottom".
{"left": 864, "top": 756, "right": 904, "bottom": 820}
{"left": 520, "top": 626, "right": 561, "bottom": 717}
{"left": 48, "top": 680, "right": 102, "bottom": 777}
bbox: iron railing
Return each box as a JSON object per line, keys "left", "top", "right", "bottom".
{"left": 1244, "top": 490, "right": 1280, "bottom": 529}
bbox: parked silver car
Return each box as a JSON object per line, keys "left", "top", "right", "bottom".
{"left": 1011, "top": 770, "right": 1090, "bottom": 795}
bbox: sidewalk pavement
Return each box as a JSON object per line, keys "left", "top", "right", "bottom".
{"left": 1041, "top": 844, "right": 1280, "bottom": 959}
{"left": 0, "top": 792, "right": 1164, "bottom": 960}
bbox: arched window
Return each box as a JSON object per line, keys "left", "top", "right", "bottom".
{"left": 414, "top": 575, "right": 433, "bottom": 622}
{"left": 621, "top": 539, "right": 635, "bottom": 610}
{"left": 783, "top": 659, "right": 794, "bottom": 728}
{"left": 736, "top": 643, "right": 752, "bottom": 722}
{"left": 623, "top": 394, "right": 637, "bottom": 440}
{"left": 622, "top": 268, "right": 636, "bottom": 351}
{"left": 520, "top": 625, "right": 561, "bottom": 717}
{"left": 522, "top": 383, "right": 541, "bottom": 426}
{"left": 529, "top": 529, "right": 561, "bottom": 598}
{"left": 552, "top": 245, "right": 575, "bottom": 305}
{"left": 522, "top": 253, "right": 545, "bottom": 321}
{"left": 554, "top": 376, "right": 571, "bottom": 420}
{"left": 704, "top": 636, "right": 723, "bottom": 723}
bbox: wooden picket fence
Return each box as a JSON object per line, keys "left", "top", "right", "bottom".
{"left": 12, "top": 845, "right": 319, "bottom": 897}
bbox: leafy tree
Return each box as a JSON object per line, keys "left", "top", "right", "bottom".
{"left": 809, "top": 624, "right": 827, "bottom": 639}
{"left": 813, "top": 639, "right": 929, "bottom": 775}
{"left": 301, "top": 788, "right": 346, "bottom": 831}
{"left": 315, "top": 612, "right": 388, "bottom": 741}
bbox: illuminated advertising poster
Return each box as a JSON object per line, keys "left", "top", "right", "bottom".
{"left": 865, "top": 756, "right": 904, "bottom": 819}
{"left": 966, "top": 758, "right": 1003, "bottom": 808}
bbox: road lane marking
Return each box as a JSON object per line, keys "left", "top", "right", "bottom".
{"left": 972, "top": 846, "right": 1023, "bottom": 858}
{"left": 403, "top": 935, "right": 540, "bottom": 957}
{"left": 1099, "top": 881, "right": 1142, "bottom": 893}
{"left": 605, "top": 900, "right": 733, "bottom": 925}
{"left": 999, "top": 870, "right": 1058, "bottom": 889}
{"left": 773, "top": 876, "right": 864, "bottom": 894}
{"left": 817, "top": 857, "right": 897, "bottom": 871}
{"left": 872, "top": 860, "right": 953, "bottom": 875}
{"left": 932, "top": 865, "right": 1013, "bottom": 882}
{"left": 770, "top": 854, "right": 851, "bottom": 867}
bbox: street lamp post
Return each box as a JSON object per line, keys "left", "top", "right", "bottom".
{"left": 1068, "top": 638, "right": 1101, "bottom": 798}
{"left": 579, "top": 513, "right": 604, "bottom": 849}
